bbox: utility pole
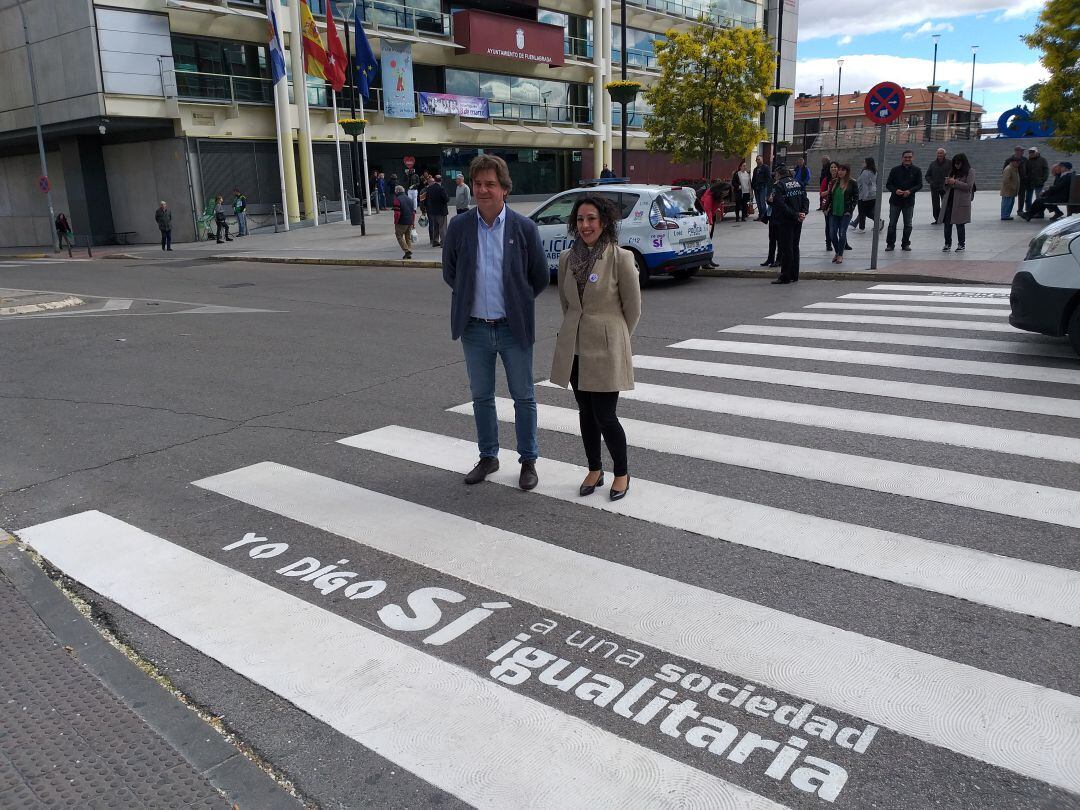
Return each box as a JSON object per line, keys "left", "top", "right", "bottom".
{"left": 771, "top": 0, "right": 784, "bottom": 161}
{"left": 16, "top": 0, "right": 58, "bottom": 251}
{"left": 834, "top": 59, "right": 843, "bottom": 148}
{"left": 966, "top": 46, "right": 979, "bottom": 140}
{"left": 926, "top": 34, "right": 940, "bottom": 142}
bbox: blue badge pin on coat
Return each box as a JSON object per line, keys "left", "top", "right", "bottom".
{"left": 588, "top": 273, "right": 599, "bottom": 283}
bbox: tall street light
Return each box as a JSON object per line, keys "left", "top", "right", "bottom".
{"left": 771, "top": 0, "right": 785, "bottom": 163}
{"left": 966, "top": 45, "right": 979, "bottom": 140}
{"left": 620, "top": 0, "right": 628, "bottom": 177}
{"left": 834, "top": 58, "right": 843, "bottom": 148}
{"left": 815, "top": 79, "right": 823, "bottom": 153}
{"left": 16, "top": 0, "right": 58, "bottom": 251}
{"left": 926, "top": 34, "right": 940, "bottom": 143}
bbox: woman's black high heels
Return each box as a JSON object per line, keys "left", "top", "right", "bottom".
{"left": 609, "top": 477, "right": 630, "bottom": 502}
{"left": 579, "top": 472, "right": 604, "bottom": 497}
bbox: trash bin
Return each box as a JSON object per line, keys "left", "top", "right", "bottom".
{"left": 349, "top": 201, "right": 363, "bottom": 226}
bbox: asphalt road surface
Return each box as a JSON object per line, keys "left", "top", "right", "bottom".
{"left": 3, "top": 255, "right": 1079, "bottom": 810}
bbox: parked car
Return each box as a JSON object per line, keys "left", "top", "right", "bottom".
{"left": 528, "top": 180, "right": 714, "bottom": 286}
{"left": 1009, "top": 214, "right": 1080, "bottom": 356}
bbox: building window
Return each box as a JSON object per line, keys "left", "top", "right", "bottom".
{"left": 446, "top": 68, "right": 591, "bottom": 123}
{"left": 172, "top": 36, "right": 273, "bottom": 104}
{"left": 538, "top": 8, "right": 592, "bottom": 58}
{"left": 611, "top": 26, "right": 664, "bottom": 69}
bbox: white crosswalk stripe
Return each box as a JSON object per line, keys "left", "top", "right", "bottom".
{"left": 670, "top": 340, "right": 1080, "bottom": 385}
{"left": 15, "top": 282, "right": 1080, "bottom": 808}
{"left": 720, "top": 325, "right": 1076, "bottom": 358}
{"left": 764, "top": 311, "right": 1032, "bottom": 334}
{"left": 632, "top": 355, "right": 1080, "bottom": 418}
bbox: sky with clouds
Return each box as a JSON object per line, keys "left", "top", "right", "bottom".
{"left": 795, "top": 0, "right": 1051, "bottom": 126}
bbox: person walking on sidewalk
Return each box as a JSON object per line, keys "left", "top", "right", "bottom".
{"left": 1025, "top": 148, "right": 1050, "bottom": 214}
{"left": 454, "top": 175, "right": 472, "bottom": 215}
{"left": 732, "top": 160, "right": 752, "bottom": 222}
{"left": 233, "top": 188, "right": 248, "bottom": 236}
{"left": 938, "top": 153, "right": 975, "bottom": 252}
{"left": 442, "top": 154, "right": 548, "bottom": 491}
{"left": 213, "top": 195, "right": 233, "bottom": 243}
{"left": 826, "top": 164, "right": 858, "bottom": 264}
{"left": 760, "top": 167, "right": 783, "bottom": 268}
{"left": 752, "top": 155, "right": 771, "bottom": 221}
{"left": 925, "top": 148, "right": 948, "bottom": 224}
{"left": 426, "top": 175, "right": 449, "bottom": 247}
{"left": 884, "top": 150, "right": 922, "bottom": 251}
{"left": 376, "top": 172, "right": 387, "bottom": 211}
{"left": 392, "top": 185, "right": 415, "bottom": 259}
{"left": 154, "top": 202, "right": 172, "bottom": 251}
{"left": 54, "top": 213, "right": 74, "bottom": 251}
{"left": 1000, "top": 157, "right": 1021, "bottom": 220}
{"left": 853, "top": 157, "right": 878, "bottom": 231}
{"left": 770, "top": 164, "right": 809, "bottom": 285}
{"left": 550, "top": 194, "right": 641, "bottom": 502}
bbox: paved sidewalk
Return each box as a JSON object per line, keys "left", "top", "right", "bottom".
{"left": 0, "top": 538, "right": 301, "bottom": 810}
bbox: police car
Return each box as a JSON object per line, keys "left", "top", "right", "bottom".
{"left": 1009, "top": 213, "right": 1080, "bottom": 356}
{"left": 528, "top": 180, "right": 714, "bottom": 285}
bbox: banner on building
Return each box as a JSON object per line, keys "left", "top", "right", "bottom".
{"left": 381, "top": 41, "right": 415, "bottom": 119}
{"left": 418, "top": 92, "right": 489, "bottom": 119}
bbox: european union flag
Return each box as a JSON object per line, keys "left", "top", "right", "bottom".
{"left": 353, "top": 5, "right": 379, "bottom": 100}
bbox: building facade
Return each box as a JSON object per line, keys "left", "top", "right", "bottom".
{"left": 0, "top": 0, "right": 796, "bottom": 247}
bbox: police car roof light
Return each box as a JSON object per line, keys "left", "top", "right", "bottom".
{"left": 578, "top": 178, "right": 631, "bottom": 187}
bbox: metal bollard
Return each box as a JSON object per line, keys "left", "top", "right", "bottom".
{"left": 272, "top": 204, "right": 280, "bottom": 233}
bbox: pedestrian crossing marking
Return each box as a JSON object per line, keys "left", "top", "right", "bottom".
{"left": 869, "top": 285, "right": 1010, "bottom": 296}
{"left": 345, "top": 425, "right": 1080, "bottom": 625}
{"left": 19, "top": 511, "right": 777, "bottom": 810}
{"left": 536, "top": 379, "right": 1080, "bottom": 464}
{"left": 670, "top": 340, "right": 1080, "bottom": 385}
{"left": 721, "top": 326, "right": 1076, "bottom": 359}
{"left": 840, "top": 293, "right": 1011, "bottom": 306}
{"left": 805, "top": 303, "right": 1009, "bottom": 316}
{"left": 633, "top": 355, "right": 1080, "bottom": 418}
{"left": 459, "top": 399, "right": 1080, "bottom": 528}
{"left": 765, "top": 312, "right": 1032, "bottom": 335}
{"left": 190, "top": 461, "right": 1080, "bottom": 793}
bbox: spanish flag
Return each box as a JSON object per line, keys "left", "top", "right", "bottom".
{"left": 299, "top": 0, "right": 329, "bottom": 80}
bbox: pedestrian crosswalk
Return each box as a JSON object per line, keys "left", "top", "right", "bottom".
{"left": 16, "top": 282, "right": 1080, "bottom": 808}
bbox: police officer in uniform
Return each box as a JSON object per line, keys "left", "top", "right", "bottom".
{"left": 770, "top": 165, "right": 809, "bottom": 285}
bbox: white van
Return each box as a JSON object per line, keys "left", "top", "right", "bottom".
{"left": 1009, "top": 214, "right": 1080, "bottom": 356}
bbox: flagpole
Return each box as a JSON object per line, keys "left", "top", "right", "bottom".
{"left": 332, "top": 89, "right": 346, "bottom": 220}
{"left": 267, "top": 0, "right": 290, "bottom": 231}
{"left": 359, "top": 94, "right": 372, "bottom": 217}
{"left": 290, "top": 0, "right": 319, "bottom": 225}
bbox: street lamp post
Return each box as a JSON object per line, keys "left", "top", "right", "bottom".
{"left": 926, "top": 34, "right": 940, "bottom": 143}
{"left": 16, "top": 0, "right": 58, "bottom": 251}
{"left": 816, "top": 80, "right": 823, "bottom": 153}
{"left": 342, "top": 1, "right": 367, "bottom": 234}
{"left": 771, "top": 0, "right": 785, "bottom": 162}
{"left": 834, "top": 59, "right": 843, "bottom": 148}
{"left": 966, "top": 45, "right": 979, "bottom": 140}
{"left": 620, "top": 0, "right": 628, "bottom": 177}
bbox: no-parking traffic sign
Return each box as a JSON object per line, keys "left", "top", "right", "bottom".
{"left": 864, "top": 82, "right": 905, "bottom": 125}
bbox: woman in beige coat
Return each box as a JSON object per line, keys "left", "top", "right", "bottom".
{"left": 550, "top": 195, "right": 641, "bottom": 501}
{"left": 936, "top": 153, "right": 975, "bottom": 251}
{"left": 1000, "top": 156, "right": 1021, "bottom": 220}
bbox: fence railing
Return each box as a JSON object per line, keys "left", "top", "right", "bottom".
{"left": 796, "top": 122, "right": 986, "bottom": 153}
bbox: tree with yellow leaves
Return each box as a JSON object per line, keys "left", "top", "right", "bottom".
{"left": 1023, "top": 0, "right": 1078, "bottom": 152}
{"left": 644, "top": 23, "right": 774, "bottom": 179}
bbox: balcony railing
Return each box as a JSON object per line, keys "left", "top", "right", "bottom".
{"left": 794, "top": 121, "right": 987, "bottom": 153}
{"left": 624, "top": 0, "right": 757, "bottom": 29}
{"left": 355, "top": 0, "right": 451, "bottom": 37}
{"left": 176, "top": 71, "right": 273, "bottom": 105}
{"left": 612, "top": 46, "right": 660, "bottom": 70}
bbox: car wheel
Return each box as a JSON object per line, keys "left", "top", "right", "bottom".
{"left": 1068, "top": 305, "right": 1080, "bottom": 357}
{"left": 634, "top": 253, "right": 652, "bottom": 287}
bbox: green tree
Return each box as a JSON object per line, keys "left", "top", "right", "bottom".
{"left": 643, "top": 23, "right": 774, "bottom": 179}
{"left": 1022, "top": 0, "right": 1079, "bottom": 151}
{"left": 1022, "top": 82, "right": 1044, "bottom": 106}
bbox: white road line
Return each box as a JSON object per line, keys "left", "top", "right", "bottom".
{"left": 721, "top": 325, "right": 1076, "bottom": 359}
{"left": 540, "top": 379, "right": 1080, "bottom": 464}
{"left": 670, "top": 340, "right": 1080, "bottom": 385}
{"left": 869, "top": 284, "right": 1010, "bottom": 296}
{"left": 462, "top": 399, "right": 1080, "bottom": 528}
{"left": 805, "top": 303, "right": 1009, "bottom": 316}
{"left": 840, "top": 293, "right": 1011, "bottom": 306}
{"left": 193, "top": 460, "right": 1080, "bottom": 794}
{"left": 348, "top": 425, "right": 1080, "bottom": 625}
{"left": 633, "top": 355, "right": 1080, "bottom": 419}
{"left": 765, "top": 312, "right": 1031, "bottom": 335}
{"left": 19, "top": 511, "right": 778, "bottom": 810}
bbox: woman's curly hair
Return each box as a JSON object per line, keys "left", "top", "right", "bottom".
{"left": 567, "top": 194, "right": 620, "bottom": 245}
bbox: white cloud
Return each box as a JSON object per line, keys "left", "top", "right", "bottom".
{"left": 796, "top": 54, "right": 1049, "bottom": 98}
{"left": 901, "top": 22, "right": 955, "bottom": 40}
{"left": 837, "top": 35, "right": 852, "bottom": 45}
{"left": 798, "top": 0, "right": 1045, "bottom": 41}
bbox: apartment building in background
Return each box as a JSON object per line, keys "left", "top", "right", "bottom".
{"left": 0, "top": 0, "right": 797, "bottom": 246}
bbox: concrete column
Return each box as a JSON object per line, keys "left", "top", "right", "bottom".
{"left": 59, "top": 136, "right": 115, "bottom": 246}
{"left": 591, "top": 0, "right": 605, "bottom": 174}
{"left": 286, "top": 10, "right": 317, "bottom": 221}
{"left": 602, "top": 3, "right": 614, "bottom": 169}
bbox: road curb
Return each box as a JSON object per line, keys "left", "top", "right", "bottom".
{"left": 699, "top": 268, "right": 1012, "bottom": 284}
{"left": 0, "top": 296, "right": 84, "bottom": 316}
{"left": 211, "top": 254, "right": 442, "bottom": 269}
{"left": 0, "top": 536, "right": 302, "bottom": 810}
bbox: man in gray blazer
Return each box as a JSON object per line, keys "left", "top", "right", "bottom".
{"left": 442, "top": 154, "right": 549, "bottom": 490}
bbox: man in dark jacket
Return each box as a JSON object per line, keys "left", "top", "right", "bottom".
{"left": 793, "top": 158, "right": 811, "bottom": 189}
{"left": 1025, "top": 148, "right": 1050, "bottom": 215}
{"left": 425, "top": 176, "right": 450, "bottom": 246}
{"left": 1022, "top": 162, "right": 1074, "bottom": 222}
{"left": 925, "top": 148, "right": 949, "bottom": 223}
{"left": 769, "top": 165, "right": 810, "bottom": 285}
{"left": 442, "top": 154, "right": 548, "bottom": 490}
{"left": 392, "top": 185, "right": 415, "bottom": 259}
{"left": 154, "top": 201, "right": 172, "bottom": 251}
{"left": 884, "top": 150, "right": 923, "bottom": 251}
{"left": 751, "top": 155, "right": 772, "bottom": 221}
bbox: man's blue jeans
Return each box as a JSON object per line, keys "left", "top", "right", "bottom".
{"left": 236, "top": 211, "right": 248, "bottom": 236}
{"left": 461, "top": 318, "right": 538, "bottom": 463}
{"left": 755, "top": 186, "right": 770, "bottom": 219}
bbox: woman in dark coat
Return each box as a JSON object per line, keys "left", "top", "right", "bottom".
{"left": 937, "top": 153, "right": 975, "bottom": 251}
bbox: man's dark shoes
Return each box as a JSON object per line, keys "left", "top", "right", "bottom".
{"left": 464, "top": 457, "right": 499, "bottom": 485}
{"left": 519, "top": 461, "right": 538, "bottom": 491}
{"left": 1020, "top": 213, "right": 1032, "bottom": 221}
{"left": 884, "top": 245, "right": 894, "bottom": 251}
{"left": 771, "top": 278, "right": 790, "bottom": 284}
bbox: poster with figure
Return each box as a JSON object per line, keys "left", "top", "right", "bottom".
{"left": 381, "top": 41, "right": 415, "bottom": 119}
